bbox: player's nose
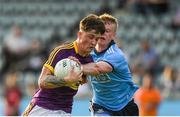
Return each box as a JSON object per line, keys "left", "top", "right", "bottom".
{"left": 92, "top": 38, "right": 97, "bottom": 46}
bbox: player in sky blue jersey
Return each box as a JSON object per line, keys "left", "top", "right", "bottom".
{"left": 82, "top": 13, "right": 139, "bottom": 116}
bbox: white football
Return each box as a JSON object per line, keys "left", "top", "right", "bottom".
{"left": 54, "top": 58, "right": 82, "bottom": 78}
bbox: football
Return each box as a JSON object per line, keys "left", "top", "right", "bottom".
{"left": 54, "top": 58, "right": 82, "bottom": 78}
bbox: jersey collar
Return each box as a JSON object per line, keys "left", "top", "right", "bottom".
{"left": 94, "top": 40, "right": 115, "bottom": 55}
{"left": 73, "top": 41, "right": 78, "bottom": 54}
{"left": 73, "top": 40, "right": 91, "bottom": 57}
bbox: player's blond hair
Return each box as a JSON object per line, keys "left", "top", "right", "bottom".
{"left": 80, "top": 14, "right": 105, "bottom": 35}
{"left": 99, "top": 13, "right": 118, "bottom": 32}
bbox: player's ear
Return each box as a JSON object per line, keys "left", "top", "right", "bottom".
{"left": 77, "top": 31, "right": 82, "bottom": 38}
{"left": 112, "top": 31, "right": 116, "bottom": 37}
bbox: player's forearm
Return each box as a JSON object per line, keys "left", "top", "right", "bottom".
{"left": 82, "top": 61, "right": 113, "bottom": 76}
{"left": 82, "top": 63, "right": 101, "bottom": 76}
{"left": 39, "top": 75, "right": 66, "bottom": 89}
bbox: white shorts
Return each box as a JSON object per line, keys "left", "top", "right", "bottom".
{"left": 22, "top": 103, "right": 71, "bottom": 116}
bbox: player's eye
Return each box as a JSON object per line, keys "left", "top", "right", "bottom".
{"left": 106, "top": 30, "right": 110, "bottom": 33}
{"left": 87, "top": 35, "right": 94, "bottom": 39}
{"left": 95, "top": 37, "right": 99, "bottom": 42}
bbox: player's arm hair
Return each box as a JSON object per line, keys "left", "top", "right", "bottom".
{"left": 82, "top": 61, "right": 112, "bottom": 76}
{"left": 38, "top": 66, "right": 66, "bottom": 89}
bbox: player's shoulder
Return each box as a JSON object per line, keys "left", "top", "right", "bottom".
{"left": 106, "top": 44, "right": 124, "bottom": 56}
{"left": 48, "top": 41, "right": 74, "bottom": 58}
{"left": 106, "top": 44, "right": 116, "bottom": 54}
{"left": 105, "top": 44, "right": 127, "bottom": 62}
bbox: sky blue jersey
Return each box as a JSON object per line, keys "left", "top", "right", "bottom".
{"left": 89, "top": 40, "right": 138, "bottom": 111}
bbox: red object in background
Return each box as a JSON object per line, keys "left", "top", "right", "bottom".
{"left": 4, "top": 86, "right": 22, "bottom": 116}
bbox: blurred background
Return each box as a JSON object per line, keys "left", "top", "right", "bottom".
{"left": 0, "top": 0, "right": 180, "bottom": 116}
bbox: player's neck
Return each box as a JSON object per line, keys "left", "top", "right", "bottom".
{"left": 74, "top": 40, "right": 89, "bottom": 57}
{"left": 77, "top": 45, "right": 89, "bottom": 57}
{"left": 79, "top": 50, "right": 89, "bottom": 57}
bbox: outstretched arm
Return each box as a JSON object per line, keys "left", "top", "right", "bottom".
{"left": 82, "top": 61, "right": 113, "bottom": 76}
{"left": 68, "top": 56, "right": 112, "bottom": 76}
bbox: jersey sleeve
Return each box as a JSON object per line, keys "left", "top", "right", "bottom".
{"left": 44, "top": 47, "right": 65, "bottom": 74}
{"left": 101, "top": 47, "right": 129, "bottom": 71}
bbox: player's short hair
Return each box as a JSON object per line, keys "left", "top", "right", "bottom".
{"left": 80, "top": 14, "right": 105, "bottom": 35}
{"left": 99, "top": 13, "right": 118, "bottom": 32}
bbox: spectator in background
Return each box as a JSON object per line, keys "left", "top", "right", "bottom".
{"left": 117, "top": 0, "right": 127, "bottom": 9}
{"left": 135, "top": 72, "right": 161, "bottom": 116}
{"left": 24, "top": 39, "right": 46, "bottom": 73}
{"left": 1, "top": 25, "right": 31, "bottom": 75}
{"left": 158, "top": 66, "right": 180, "bottom": 99}
{"left": 97, "top": 0, "right": 112, "bottom": 15}
{"left": 46, "top": 27, "right": 63, "bottom": 52}
{"left": 133, "top": 40, "right": 161, "bottom": 79}
{"left": 3, "top": 71, "right": 22, "bottom": 116}
{"left": 170, "top": 8, "right": 180, "bottom": 30}
{"left": 131, "top": 0, "right": 169, "bottom": 15}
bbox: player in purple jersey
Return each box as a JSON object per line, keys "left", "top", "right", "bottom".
{"left": 22, "top": 14, "right": 105, "bottom": 116}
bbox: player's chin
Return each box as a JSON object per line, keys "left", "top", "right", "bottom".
{"left": 87, "top": 47, "right": 94, "bottom": 51}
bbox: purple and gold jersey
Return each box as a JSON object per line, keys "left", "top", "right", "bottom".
{"left": 31, "top": 41, "right": 93, "bottom": 113}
